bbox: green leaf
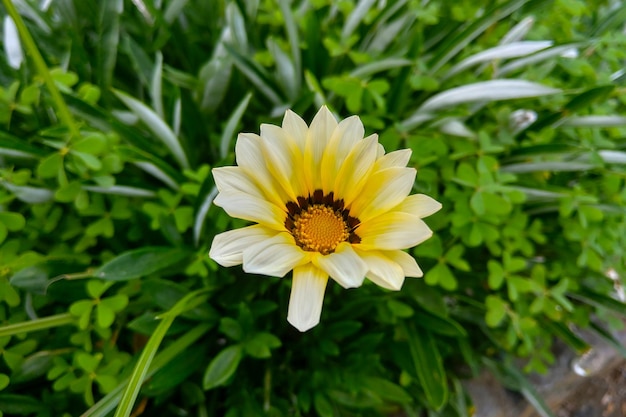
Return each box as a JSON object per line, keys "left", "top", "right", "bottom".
{"left": 9, "top": 265, "right": 49, "bottom": 294}
{"left": 387, "top": 299, "right": 414, "bottom": 318}
{"left": 0, "top": 212, "right": 25, "bottom": 231}
{"left": 93, "top": 247, "right": 190, "bottom": 281}
{"left": 0, "top": 394, "right": 45, "bottom": 415}
{"left": 113, "top": 89, "right": 189, "bottom": 169}
{"left": 244, "top": 332, "right": 281, "bottom": 359}
{"left": 73, "top": 151, "right": 102, "bottom": 170}
{"left": 406, "top": 324, "right": 448, "bottom": 410}
{"left": 54, "top": 181, "right": 81, "bottom": 203}
{"left": 362, "top": 377, "right": 412, "bottom": 404}
{"left": 76, "top": 352, "right": 100, "bottom": 373}
{"left": 542, "top": 321, "right": 589, "bottom": 354}
{"left": 487, "top": 261, "right": 505, "bottom": 290}
{"left": 219, "top": 318, "right": 243, "bottom": 341}
{"left": 414, "top": 311, "right": 467, "bottom": 338}
{"left": 37, "top": 153, "right": 63, "bottom": 179}
{"left": 485, "top": 295, "right": 507, "bottom": 327}
{"left": 313, "top": 393, "right": 334, "bottom": 417}
{"left": 219, "top": 92, "right": 252, "bottom": 158}
{"left": 96, "top": 303, "right": 115, "bottom": 328}
{"left": 0, "top": 374, "right": 9, "bottom": 391}
{"left": 101, "top": 294, "right": 129, "bottom": 312}
{"left": 0, "top": 223, "right": 6, "bottom": 245}
{"left": 425, "top": 262, "right": 457, "bottom": 290}
{"left": 84, "top": 324, "right": 211, "bottom": 417}
{"left": 11, "top": 351, "right": 54, "bottom": 384}
{"left": 72, "top": 133, "right": 107, "bottom": 154}
{"left": 202, "top": 344, "right": 243, "bottom": 390}
{"left": 114, "top": 289, "right": 211, "bottom": 417}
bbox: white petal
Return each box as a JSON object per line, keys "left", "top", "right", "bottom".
{"left": 333, "top": 134, "right": 379, "bottom": 206}
{"left": 212, "top": 166, "right": 263, "bottom": 198}
{"left": 282, "top": 109, "right": 308, "bottom": 152}
{"left": 355, "top": 249, "right": 405, "bottom": 290}
{"left": 214, "top": 190, "right": 287, "bottom": 231}
{"left": 235, "top": 133, "right": 288, "bottom": 207}
{"left": 349, "top": 167, "right": 416, "bottom": 221}
{"left": 320, "top": 115, "right": 364, "bottom": 194}
{"left": 383, "top": 250, "right": 423, "bottom": 278}
{"left": 260, "top": 124, "right": 305, "bottom": 200}
{"left": 243, "top": 232, "right": 310, "bottom": 277}
{"left": 312, "top": 243, "right": 367, "bottom": 289}
{"left": 209, "top": 225, "right": 275, "bottom": 267}
{"left": 394, "top": 194, "right": 442, "bottom": 218}
{"left": 288, "top": 265, "right": 328, "bottom": 332}
{"left": 374, "top": 149, "right": 412, "bottom": 170}
{"left": 355, "top": 212, "right": 433, "bottom": 250}
{"left": 304, "top": 106, "right": 338, "bottom": 191}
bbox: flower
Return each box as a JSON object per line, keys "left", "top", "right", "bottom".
{"left": 209, "top": 106, "right": 441, "bottom": 332}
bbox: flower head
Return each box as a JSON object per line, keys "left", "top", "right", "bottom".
{"left": 209, "top": 106, "right": 441, "bottom": 331}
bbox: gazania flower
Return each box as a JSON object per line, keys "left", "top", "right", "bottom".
{"left": 209, "top": 106, "right": 441, "bottom": 332}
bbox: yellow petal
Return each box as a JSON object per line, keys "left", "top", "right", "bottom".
{"left": 235, "top": 133, "right": 289, "bottom": 207}
{"left": 374, "top": 149, "right": 412, "bottom": 170}
{"left": 333, "top": 134, "right": 379, "bottom": 207}
{"left": 355, "top": 249, "right": 405, "bottom": 290}
{"left": 311, "top": 243, "right": 367, "bottom": 289}
{"left": 383, "top": 250, "right": 423, "bottom": 278}
{"left": 349, "top": 167, "right": 416, "bottom": 221}
{"left": 260, "top": 124, "right": 306, "bottom": 200}
{"left": 212, "top": 166, "right": 263, "bottom": 198}
{"left": 282, "top": 109, "right": 308, "bottom": 152}
{"left": 288, "top": 264, "right": 328, "bottom": 332}
{"left": 355, "top": 212, "right": 433, "bottom": 250}
{"left": 394, "top": 194, "right": 442, "bottom": 218}
{"left": 304, "top": 106, "right": 338, "bottom": 192}
{"left": 209, "top": 225, "right": 275, "bottom": 267}
{"left": 242, "top": 232, "right": 311, "bottom": 277}
{"left": 320, "top": 115, "right": 364, "bottom": 194}
{"left": 213, "top": 190, "right": 286, "bottom": 231}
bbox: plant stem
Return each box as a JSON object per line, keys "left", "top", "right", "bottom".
{"left": 2, "top": 0, "right": 80, "bottom": 140}
{"left": 0, "top": 313, "right": 75, "bottom": 337}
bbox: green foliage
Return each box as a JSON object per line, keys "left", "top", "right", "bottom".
{"left": 1, "top": 0, "right": 625, "bottom": 416}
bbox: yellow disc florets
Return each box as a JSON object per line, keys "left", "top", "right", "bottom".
{"left": 292, "top": 204, "right": 350, "bottom": 255}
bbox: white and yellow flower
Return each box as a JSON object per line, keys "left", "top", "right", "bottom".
{"left": 209, "top": 106, "right": 441, "bottom": 331}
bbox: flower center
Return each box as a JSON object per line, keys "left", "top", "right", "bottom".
{"left": 292, "top": 205, "right": 349, "bottom": 255}
{"left": 285, "top": 190, "right": 361, "bottom": 255}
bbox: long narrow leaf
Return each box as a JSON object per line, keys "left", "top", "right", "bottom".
{"left": 416, "top": 80, "right": 560, "bottom": 113}
{"left": 497, "top": 43, "right": 583, "bottom": 77}
{"left": 113, "top": 89, "right": 189, "bottom": 169}
{"left": 225, "top": 45, "right": 283, "bottom": 105}
{"left": 350, "top": 58, "right": 412, "bottom": 78}
{"left": 499, "top": 16, "right": 535, "bottom": 44}
{"left": 406, "top": 324, "right": 448, "bottom": 410}
{"left": 342, "top": 0, "right": 377, "bottom": 41}
{"left": 113, "top": 290, "right": 210, "bottom": 417}
{"left": 151, "top": 51, "right": 164, "bottom": 118}
{"left": 193, "top": 186, "right": 218, "bottom": 247}
{"left": 220, "top": 92, "right": 252, "bottom": 158}
{"left": 428, "top": 0, "right": 529, "bottom": 73}
{"left": 561, "top": 115, "right": 626, "bottom": 128}
{"left": 3, "top": 15, "right": 23, "bottom": 69}
{"left": 278, "top": 0, "right": 301, "bottom": 91}
{"left": 445, "top": 41, "right": 552, "bottom": 78}
{"left": 81, "top": 323, "right": 211, "bottom": 417}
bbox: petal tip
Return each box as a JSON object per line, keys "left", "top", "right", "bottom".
{"left": 287, "top": 315, "right": 319, "bottom": 332}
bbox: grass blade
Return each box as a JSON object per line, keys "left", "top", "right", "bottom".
{"left": 416, "top": 80, "right": 560, "bottom": 113}
{"left": 113, "top": 89, "right": 189, "bottom": 169}
{"left": 113, "top": 289, "right": 210, "bottom": 417}
{"left": 81, "top": 323, "right": 211, "bottom": 417}
{"left": 0, "top": 313, "right": 75, "bottom": 338}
